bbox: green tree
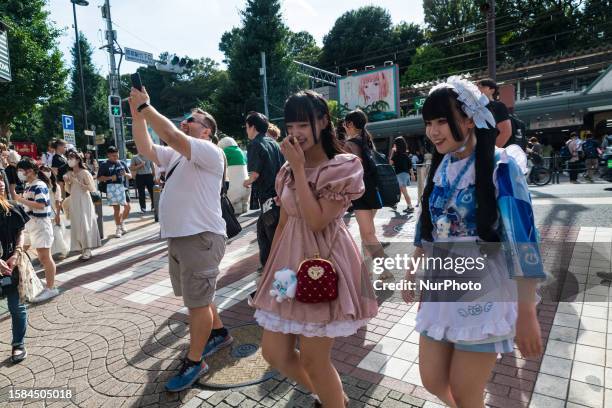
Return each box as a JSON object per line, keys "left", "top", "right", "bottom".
{"left": 581, "top": 0, "right": 611, "bottom": 46}
{"left": 69, "top": 33, "right": 108, "bottom": 148}
{"left": 401, "top": 45, "right": 447, "bottom": 85}
{"left": 217, "top": 0, "right": 302, "bottom": 138}
{"left": 0, "top": 0, "right": 68, "bottom": 142}
{"left": 319, "top": 7, "right": 424, "bottom": 73}
{"left": 287, "top": 31, "right": 321, "bottom": 64}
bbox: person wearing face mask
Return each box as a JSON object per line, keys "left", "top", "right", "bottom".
{"left": 40, "top": 165, "right": 69, "bottom": 259}
{"left": 14, "top": 158, "right": 59, "bottom": 303}
{"left": 98, "top": 146, "right": 131, "bottom": 238}
{"left": 5, "top": 150, "right": 24, "bottom": 200}
{"left": 63, "top": 151, "right": 100, "bottom": 260}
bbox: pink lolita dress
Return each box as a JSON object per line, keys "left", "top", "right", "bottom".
{"left": 253, "top": 154, "right": 379, "bottom": 337}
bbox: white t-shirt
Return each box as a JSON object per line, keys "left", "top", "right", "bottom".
{"left": 154, "top": 138, "right": 226, "bottom": 239}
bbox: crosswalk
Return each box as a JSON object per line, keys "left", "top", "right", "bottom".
{"left": 59, "top": 213, "right": 418, "bottom": 316}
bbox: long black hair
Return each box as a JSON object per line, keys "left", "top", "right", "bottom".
{"left": 284, "top": 90, "right": 344, "bottom": 159}
{"left": 344, "top": 109, "right": 374, "bottom": 150}
{"left": 419, "top": 86, "right": 499, "bottom": 242}
{"left": 16, "top": 157, "right": 50, "bottom": 186}
{"left": 393, "top": 137, "right": 407, "bottom": 154}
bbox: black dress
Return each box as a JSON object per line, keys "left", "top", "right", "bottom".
{"left": 346, "top": 138, "right": 382, "bottom": 210}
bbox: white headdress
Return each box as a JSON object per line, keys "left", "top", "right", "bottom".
{"left": 429, "top": 76, "right": 496, "bottom": 129}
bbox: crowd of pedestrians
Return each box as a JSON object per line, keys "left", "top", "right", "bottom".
{"left": 2, "top": 73, "right": 587, "bottom": 407}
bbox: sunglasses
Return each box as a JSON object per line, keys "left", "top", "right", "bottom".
{"left": 185, "top": 116, "right": 210, "bottom": 128}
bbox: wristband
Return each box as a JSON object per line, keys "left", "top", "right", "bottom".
{"left": 137, "top": 102, "right": 150, "bottom": 112}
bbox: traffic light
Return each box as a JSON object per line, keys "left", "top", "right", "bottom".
{"left": 109, "top": 95, "right": 122, "bottom": 117}
{"left": 155, "top": 54, "right": 194, "bottom": 74}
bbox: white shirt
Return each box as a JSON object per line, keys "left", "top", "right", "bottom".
{"left": 154, "top": 138, "right": 226, "bottom": 239}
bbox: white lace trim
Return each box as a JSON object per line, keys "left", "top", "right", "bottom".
{"left": 432, "top": 155, "right": 476, "bottom": 191}
{"left": 415, "top": 302, "right": 517, "bottom": 343}
{"left": 254, "top": 309, "right": 369, "bottom": 338}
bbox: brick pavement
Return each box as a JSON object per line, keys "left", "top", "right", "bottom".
{"left": 0, "top": 196, "right": 610, "bottom": 406}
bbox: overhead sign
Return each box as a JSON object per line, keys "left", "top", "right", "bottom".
{"left": 124, "top": 47, "right": 154, "bottom": 66}
{"left": 61, "top": 114, "right": 76, "bottom": 144}
{"left": 338, "top": 65, "right": 401, "bottom": 122}
{"left": 0, "top": 24, "right": 11, "bottom": 82}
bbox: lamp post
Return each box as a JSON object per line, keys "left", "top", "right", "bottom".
{"left": 71, "top": 0, "right": 89, "bottom": 136}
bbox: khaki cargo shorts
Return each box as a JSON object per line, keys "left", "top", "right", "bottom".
{"left": 167, "top": 231, "right": 226, "bottom": 309}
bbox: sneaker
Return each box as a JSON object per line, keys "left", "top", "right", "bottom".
{"left": 404, "top": 206, "right": 415, "bottom": 213}
{"left": 115, "top": 227, "right": 122, "bottom": 238}
{"left": 31, "top": 287, "right": 60, "bottom": 303}
{"left": 120, "top": 224, "right": 128, "bottom": 234}
{"left": 165, "top": 359, "right": 209, "bottom": 392}
{"left": 202, "top": 332, "right": 234, "bottom": 358}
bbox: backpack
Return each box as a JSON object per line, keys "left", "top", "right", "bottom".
{"left": 582, "top": 139, "right": 600, "bottom": 159}
{"left": 508, "top": 113, "right": 526, "bottom": 150}
{"left": 559, "top": 145, "right": 571, "bottom": 161}
{"left": 368, "top": 149, "right": 401, "bottom": 207}
{"left": 348, "top": 139, "right": 400, "bottom": 208}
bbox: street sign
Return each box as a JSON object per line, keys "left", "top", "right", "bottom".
{"left": 84, "top": 130, "right": 95, "bottom": 136}
{"left": 95, "top": 134, "right": 105, "bottom": 145}
{"left": 61, "top": 114, "right": 76, "bottom": 145}
{"left": 414, "top": 97, "right": 426, "bottom": 109}
{"left": 124, "top": 47, "right": 154, "bottom": 66}
{"left": 0, "top": 24, "right": 11, "bottom": 82}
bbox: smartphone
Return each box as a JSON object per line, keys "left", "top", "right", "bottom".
{"left": 131, "top": 72, "right": 143, "bottom": 91}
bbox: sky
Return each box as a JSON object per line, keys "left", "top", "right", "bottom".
{"left": 46, "top": 0, "right": 424, "bottom": 76}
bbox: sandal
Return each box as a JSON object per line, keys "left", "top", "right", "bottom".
{"left": 11, "top": 346, "right": 27, "bottom": 363}
{"left": 312, "top": 393, "right": 350, "bottom": 407}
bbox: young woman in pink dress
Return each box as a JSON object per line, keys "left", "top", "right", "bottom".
{"left": 253, "top": 91, "right": 378, "bottom": 408}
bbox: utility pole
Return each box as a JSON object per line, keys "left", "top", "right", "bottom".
{"left": 71, "top": 1, "right": 89, "bottom": 134}
{"left": 484, "top": 0, "right": 497, "bottom": 80}
{"left": 102, "top": 0, "right": 125, "bottom": 159}
{"left": 260, "top": 52, "right": 269, "bottom": 118}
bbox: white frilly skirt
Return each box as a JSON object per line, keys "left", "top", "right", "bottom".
{"left": 254, "top": 309, "right": 369, "bottom": 338}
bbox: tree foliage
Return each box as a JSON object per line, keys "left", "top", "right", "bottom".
{"left": 319, "top": 6, "right": 424, "bottom": 73}
{"left": 69, "top": 33, "right": 108, "bottom": 149}
{"left": 217, "top": 0, "right": 303, "bottom": 139}
{"left": 0, "top": 0, "right": 67, "bottom": 142}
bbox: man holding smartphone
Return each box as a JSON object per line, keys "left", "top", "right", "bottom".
{"left": 98, "top": 146, "right": 131, "bottom": 238}
{"left": 128, "top": 86, "right": 227, "bottom": 392}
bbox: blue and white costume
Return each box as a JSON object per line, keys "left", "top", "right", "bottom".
{"left": 414, "top": 146, "right": 547, "bottom": 353}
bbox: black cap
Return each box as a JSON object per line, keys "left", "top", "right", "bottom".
{"left": 107, "top": 146, "right": 118, "bottom": 153}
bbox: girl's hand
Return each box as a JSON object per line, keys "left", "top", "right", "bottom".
{"left": 6, "top": 253, "right": 19, "bottom": 271}
{"left": 0, "top": 259, "right": 12, "bottom": 275}
{"left": 280, "top": 135, "right": 305, "bottom": 170}
{"left": 515, "top": 304, "right": 543, "bottom": 358}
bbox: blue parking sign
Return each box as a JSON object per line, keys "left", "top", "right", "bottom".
{"left": 61, "top": 114, "right": 76, "bottom": 144}
{"left": 62, "top": 114, "right": 74, "bottom": 131}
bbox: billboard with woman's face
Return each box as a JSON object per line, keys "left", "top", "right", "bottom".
{"left": 338, "top": 65, "right": 400, "bottom": 122}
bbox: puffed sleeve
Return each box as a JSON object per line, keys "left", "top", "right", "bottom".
{"left": 314, "top": 154, "right": 365, "bottom": 206}
{"left": 274, "top": 164, "right": 291, "bottom": 207}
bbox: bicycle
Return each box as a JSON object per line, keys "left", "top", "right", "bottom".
{"left": 527, "top": 154, "right": 551, "bottom": 186}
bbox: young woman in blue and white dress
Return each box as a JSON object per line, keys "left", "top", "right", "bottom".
{"left": 402, "top": 77, "right": 546, "bottom": 408}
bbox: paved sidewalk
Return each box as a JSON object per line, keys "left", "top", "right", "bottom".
{"left": 0, "top": 186, "right": 611, "bottom": 407}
